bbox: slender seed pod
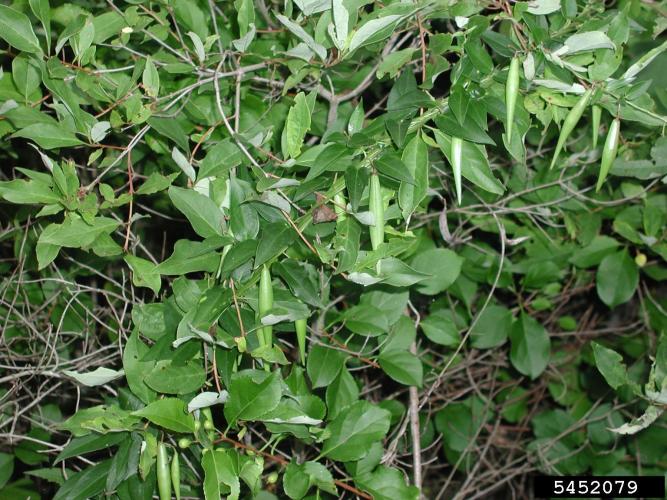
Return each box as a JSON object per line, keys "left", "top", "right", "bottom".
{"left": 591, "top": 105, "right": 602, "bottom": 149}
{"left": 333, "top": 192, "right": 347, "bottom": 221}
{"left": 369, "top": 172, "right": 384, "bottom": 251}
{"left": 201, "top": 407, "right": 213, "bottom": 423}
{"left": 294, "top": 318, "right": 307, "bottom": 365}
{"left": 156, "top": 442, "right": 172, "bottom": 500}
{"left": 259, "top": 264, "right": 273, "bottom": 347}
{"left": 596, "top": 118, "right": 620, "bottom": 192}
{"left": 550, "top": 88, "right": 593, "bottom": 169}
{"left": 505, "top": 56, "right": 520, "bottom": 143}
{"left": 171, "top": 450, "right": 181, "bottom": 500}
{"left": 450, "top": 136, "right": 463, "bottom": 204}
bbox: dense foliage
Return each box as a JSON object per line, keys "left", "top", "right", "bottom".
{"left": 1, "top": 0, "right": 667, "bottom": 498}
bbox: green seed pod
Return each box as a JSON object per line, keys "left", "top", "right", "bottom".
{"left": 156, "top": 442, "right": 172, "bottom": 500}
{"left": 171, "top": 451, "right": 181, "bottom": 500}
{"left": 193, "top": 420, "right": 201, "bottom": 433}
{"left": 203, "top": 419, "right": 215, "bottom": 431}
{"left": 369, "top": 172, "right": 384, "bottom": 251}
{"left": 267, "top": 471, "right": 279, "bottom": 484}
{"left": 505, "top": 56, "right": 520, "bottom": 143}
{"left": 259, "top": 264, "right": 274, "bottom": 347}
{"left": 235, "top": 335, "right": 247, "bottom": 353}
{"left": 450, "top": 136, "right": 463, "bottom": 204}
{"left": 596, "top": 118, "right": 620, "bottom": 192}
{"left": 177, "top": 437, "right": 191, "bottom": 449}
{"left": 635, "top": 253, "right": 647, "bottom": 267}
{"left": 591, "top": 105, "right": 601, "bottom": 149}
{"left": 295, "top": 318, "right": 307, "bottom": 365}
{"left": 333, "top": 192, "right": 347, "bottom": 221}
{"left": 550, "top": 88, "right": 593, "bottom": 169}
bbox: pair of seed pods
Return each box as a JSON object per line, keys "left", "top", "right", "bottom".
{"left": 259, "top": 264, "right": 307, "bottom": 365}
{"left": 445, "top": 57, "right": 521, "bottom": 205}
{"left": 508, "top": 57, "right": 619, "bottom": 193}
{"left": 157, "top": 442, "right": 180, "bottom": 500}
{"left": 550, "top": 87, "right": 620, "bottom": 190}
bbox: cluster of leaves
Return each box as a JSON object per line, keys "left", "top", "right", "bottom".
{"left": 1, "top": 0, "right": 667, "bottom": 498}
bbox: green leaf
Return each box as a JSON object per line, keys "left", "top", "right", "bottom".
{"left": 344, "top": 164, "right": 369, "bottom": 212}
{"left": 275, "top": 14, "right": 326, "bottom": 60}
{"left": 470, "top": 305, "right": 512, "bottom": 349}
{"left": 122, "top": 330, "right": 156, "bottom": 404}
{"left": 132, "top": 398, "right": 196, "bottom": 433}
{"left": 432, "top": 129, "right": 504, "bottom": 196}
{"left": 556, "top": 31, "right": 615, "bottom": 55}
{"left": 374, "top": 152, "right": 414, "bottom": 184}
{"left": 63, "top": 367, "right": 124, "bottom": 387}
{"left": 369, "top": 258, "right": 424, "bottom": 287}
{"left": 254, "top": 222, "right": 296, "bottom": 268}
{"left": 55, "top": 433, "right": 126, "bottom": 464}
{"left": 53, "top": 460, "right": 111, "bottom": 500}
{"left": 220, "top": 240, "right": 257, "bottom": 276}
{"left": 37, "top": 215, "right": 120, "bottom": 269}
{"left": 134, "top": 173, "right": 178, "bottom": 196}
{"left": 273, "top": 259, "right": 323, "bottom": 307}
{"left": 28, "top": 0, "right": 51, "bottom": 53}
{"left": 0, "top": 453, "right": 14, "bottom": 489}
{"left": 11, "top": 123, "right": 83, "bottom": 149}
{"left": 320, "top": 401, "right": 391, "bottom": 462}
{"left": 0, "top": 179, "right": 60, "bottom": 205}
{"left": 307, "top": 344, "right": 346, "bottom": 389}
{"left": 509, "top": 313, "right": 550, "bottom": 379}
{"left": 142, "top": 57, "right": 160, "bottom": 97}
{"left": 228, "top": 178, "right": 259, "bottom": 241}
{"left": 411, "top": 248, "right": 462, "bottom": 295}
{"left": 591, "top": 342, "right": 628, "bottom": 390}
{"left": 125, "top": 255, "right": 161, "bottom": 295}
{"left": 331, "top": 0, "right": 348, "bottom": 49}
{"left": 569, "top": 236, "right": 620, "bottom": 268}
{"left": 156, "top": 237, "right": 230, "bottom": 275}
{"left": 378, "top": 350, "right": 422, "bottom": 387}
{"left": 326, "top": 368, "right": 359, "bottom": 420}
{"left": 347, "top": 15, "right": 402, "bottom": 54}
{"left": 621, "top": 39, "right": 667, "bottom": 80}
{"left": 105, "top": 434, "right": 141, "bottom": 491}
{"left": 526, "top": 0, "right": 561, "bottom": 15}
{"left": 435, "top": 397, "right": 491, "bottom": 452}
{"left": 223, "top": 370, "right": 282, "bottom": 426}
{"left": 343, "top": 304, "right": 389, "bottom": 336}
{"left": 398, "top": 135, "right": 428, "bottom": 222}
{"left": 172, "top": 147, "right": 195, "bottom": 181}
{"left": 334, "top": 216, "right": 361, "bottom": 273}
{"left": 202, "top": 449, "right": 240, "bottom": 500}
{"left": 596, "top": 250, "right": 639, "bottom": 307}
{"left": 145, "top": 360, "right": 205, "bottom": 395}
{"left": 147, "top": 117, "right": 191, "bottom": 154}
{"left": 60, "top": 405, "right": 139, "bottom": 437}
{"left": 420, "top": 309, "right": 460, "bottom": 347}
{"left": 168, "top": 186, "right": 224, "bottom": 239}
{"left": 377, "top": 48, "right": 414, "bottom": 79}
{"left": 283, "top": 92, "right": 311, "bottom": 159}
{"left": 355, "top": 465, "right": 419, "bottom": 500}
{"left": 283, "top": 461, "right": 337, "bottom": 499}
{"left": 0, "top": 5, "right": 42, "bottom": 54}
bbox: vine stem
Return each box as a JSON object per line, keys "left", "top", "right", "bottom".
{"left": 123, "top": 153, "right": 134, "bottom": 252}
{"left": 409, "top": 341, "right": 423, "bottom": 496}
